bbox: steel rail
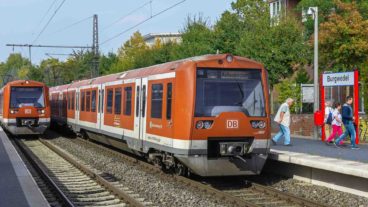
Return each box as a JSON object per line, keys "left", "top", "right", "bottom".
{"left": 39, "top": 139, "right": 146, "bottom": 207}
{"left": 72, "top": 137, "right": 329, "bottom": 207}
{"left": 72, "top": 137, "right": 258, "bottom": 207}
{"left": 14, "top": 138, "right": 75, "bottom": 207}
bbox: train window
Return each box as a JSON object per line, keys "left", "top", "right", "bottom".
{"left": 98, "top": 90, "right": 101, "bottom": 113}
{"left": 91, "top": 90, "right": 96, "bottom": 112}
{"left": 142, "top": 85, "right": 146, "bottom": 118}
{"left": 67, "top": 93, "right": 70, "bottom": 110}
{"left": 101, "top": 89, "right": 104, "bottom": 113}
{"left": 124, "top": 87, "right": 132, "bottom": 116}
{"left": 10, "top": 87, "right": 45, "bottom": 108}
{"left": 106, "top": 89, "right": 113, "bottom": 114}
{"left": 136, "top": 86, "right": 140, "bottom": 117}
{"left": 151, "top": 84, "right": 163, "bottom": 119}
{"left": 76, "top": 92, "right": 79, "bottom": 111}
{"left": 81, "top": 91, "right": 85, "bottom": 111}
{"left": 195, "top": 69, "right": 265, "bottom": 117}
{"left": 166, "top": 83, "right": 172, "bottom": 120}
{"left": 72, "top": 92, "right": 75, "bottom": 110}
{"left": 86, "top": 91, "right": 91, "bottom": 112}
{"left": 114, "top": 88, "right": 121, "bottom": 115}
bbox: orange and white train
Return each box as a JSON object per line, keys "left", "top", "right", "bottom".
{"left": 0, "top": 80, "right": 50, "bottom": 135}
{"left": 50, "top": 54, "right": 271, "bottom": 176}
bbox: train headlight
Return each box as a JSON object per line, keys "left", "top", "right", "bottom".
{"left": 220, "top": 143, "right": 227, "bottom": 155}
{"left": 203, "top": 121, "right": 213, "bottom": 129}
{"left": 196, "top": 120, "right": 213, "bottom": 129}
{"left": 38, "top": 109, "right": 45, "bottom": 114}
{"left": 196, "top": 121, "right": 204, "bottom": 129}
{"left": 226, "top": 54, "right": 233, "bottom": 63}
{"left": 10, "top": 109, "right": 18, "bottom": 114}
{"left": 250, "top": 121, "right": 266, "bottom": 129}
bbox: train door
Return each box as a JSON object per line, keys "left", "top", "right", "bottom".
{"left": 133, "top": 78, "right": 148, "bottom": 149}
{"left": 75, "top": 88, "right": 80, "bottom": 129}
{"left": 98, "top": 84, "right": 104, "bottom": 131}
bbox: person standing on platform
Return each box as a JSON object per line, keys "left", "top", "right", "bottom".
{"left": 325, "top": 102, "right": 343, "bottom": 144}
{"left": 324, "top": 101, "right": 333, "bottom": 140}
{"left": 272, "top": 98, "right": 294, "bottom": 146}
{"left": 334, "top": 96, "right": 360, "bottom": 149}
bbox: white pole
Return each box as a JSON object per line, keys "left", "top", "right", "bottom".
{"left": 312, "top": 7, "right": 319, "bottom": 140}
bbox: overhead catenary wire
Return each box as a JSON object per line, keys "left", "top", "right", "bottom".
{"left": 49, "top": 15, "right": 93, "bottom": 35}
{"left": 33, "top": 0, "right": 59, "bottom": 32}
{"left": 101, "top": 0, "right": 186, "bottom": 45}
{"left": 32, "top": 0, "right": 67, "bottom": 44}
{"left": 102, "top": 0, "right": 152, "bottom": 31}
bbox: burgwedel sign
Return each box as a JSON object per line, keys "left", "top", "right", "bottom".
{"left": 322, "top": 72, "right": 355, "bottom": 86}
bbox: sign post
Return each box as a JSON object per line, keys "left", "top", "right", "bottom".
{"left": 320, "top": 71, "right": 359, "bottom": 144}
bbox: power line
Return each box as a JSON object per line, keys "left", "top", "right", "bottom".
{"left": 101, "top": 0, "right": 186, "bottom": 45}
{"left": 102, "top": 0, "right": 152, "bottom": 31}
{"left": 34, "top": 0, "right": 59, "bottom": 31}
{"left": 49, "top": 15, "right": 93, "bottom": 35}
{"left": 32, "top": 0, "right": 67, "bottom": 44}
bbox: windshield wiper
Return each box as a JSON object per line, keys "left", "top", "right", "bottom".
{"left": 236, "top": 82, "right": 244, "bottom": 105}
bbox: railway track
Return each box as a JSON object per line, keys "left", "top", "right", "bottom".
{"left": 58, "top": 135, "right": 329, "bottom": 207}
{"left": 14, "top": 138, "right": 152, "bottom": 207}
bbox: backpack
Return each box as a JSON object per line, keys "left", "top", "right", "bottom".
{"left": 326, "top": 110, "right": 333, "bottom": 125}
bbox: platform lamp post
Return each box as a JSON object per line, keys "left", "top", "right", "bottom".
{"left": 308, "top": 7, "right": 319, "bottom": 139}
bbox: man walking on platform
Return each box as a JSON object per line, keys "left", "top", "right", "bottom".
{"left": 272, "top": 98, "right": 294, "bottom": 146}
{"left": 334, "top": 96, "right": 360, "bottom": 149}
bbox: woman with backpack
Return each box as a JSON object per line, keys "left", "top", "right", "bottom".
{"left": 325, "top": 102, "right": 344, "bottom": 144}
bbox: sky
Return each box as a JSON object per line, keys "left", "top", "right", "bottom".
{"left": 0, "top": 0, "right": 234, "bottom": 64}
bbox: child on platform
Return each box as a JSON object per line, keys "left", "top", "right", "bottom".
{"left": 326, "top": 102, "right": 343, "bottom": 144}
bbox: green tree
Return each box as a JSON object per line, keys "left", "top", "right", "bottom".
{"left": 116, "top": 31, "right": 148, "bottom": 73}
{"left": 0, "top": 53, "right": 32, "bottom": 85}
{"left": 232, "top": 0, "right": 309, "bottom": 86}
{"left": 318, "top": 0, "right": 368, "bottom": 71}
{"left": 99, "top": 52, "right": 119, "bottom": 75}
{"left": 213, "top": 11, "right": 243, "bottom": 53}
{"left": 277, "top": 81, "right": 302, "bottom": 113}
{"left": 176, "top": 16, "right": 215, "bottom": 58}
{"left": 294, "top": 68, "right": 311, "bottom": 84}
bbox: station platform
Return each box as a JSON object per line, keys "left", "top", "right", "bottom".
{"left": 266, "top": 137, "right": 368, "bottom": 197}
{"left": 0, "top": 127, "right": 49, "bottom": 207}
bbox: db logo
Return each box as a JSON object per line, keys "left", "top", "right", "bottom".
{"left": 227, "top": 120, "right": 239, "bottom": 129}
{"left": 25, "top": 109, "right": 32, "bottom": 114}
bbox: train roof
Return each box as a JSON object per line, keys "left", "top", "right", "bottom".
{"left": 2, "top": 80, "right": 47, "bottom": 90}
{"left": 50, "top": 54, "right": 264, "bottom": 92}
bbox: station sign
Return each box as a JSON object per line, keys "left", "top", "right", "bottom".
{"left": 322, "top": 72, "right": 354, "bottom": 86}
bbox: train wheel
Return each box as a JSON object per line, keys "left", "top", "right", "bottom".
{"left": 174, "top": 163, "right": 188, "bottom": 176}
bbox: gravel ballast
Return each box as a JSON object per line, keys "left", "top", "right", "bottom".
{"left": 48, "top": 135, "right": 231, "bottom": 207}
{"left": 248, "top": 173, "right": 368, "bottom": 207}
{"left": 48, "top": 133, "right": 368, "bottom": 207}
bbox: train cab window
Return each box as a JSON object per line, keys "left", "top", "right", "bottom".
{"left": 10, "top": 87, "right": 45, "bottom": 108}
{"left": 136, "top": 86, "right": 140, "bottom": 117}
{"left": 114, "top": 88, "right": 121, "bottom": 115}
{"left": 106, "top": 89, "right": 113, "bottom": 114}
{"left": 124, "top": 87, "right": 132, "bottom": 115}
{"left": 151, "top": 84, "right": 163, "bottom": 119}
{"left": 142, "top": 85, "right": 146, "bottom": 118}
{"left": 81, "top": 91, "right": 85, "bottom": 111}
{"left": 86, "top": 91, "right": 91, "bottom": 112}
{"left": 166, "top": 83, "right": 172, "bottom": 120}
{"left": 91, "top": 90, "right": 96, "bottom": 112}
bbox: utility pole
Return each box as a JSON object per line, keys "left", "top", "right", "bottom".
{"left": 308, "top": 7, "right": 319, "bottom": 139}
{"left": 92, "top": 14, "right": 99, "bottom": 78}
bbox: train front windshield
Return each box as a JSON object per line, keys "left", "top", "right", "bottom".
{"left": 10, "top": 87, "right": 45, "bottom": 108}
{"left": 195, "top": 69, "right": 266, "bottom": 117}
